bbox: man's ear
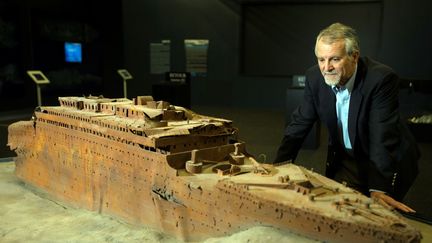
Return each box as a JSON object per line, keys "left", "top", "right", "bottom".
{"left": 352, "top": 51, "right": 360, "bottom": 62}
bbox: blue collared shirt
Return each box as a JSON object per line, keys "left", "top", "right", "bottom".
{"left": 332, "top": 66, "right": 357, "bottom": 150}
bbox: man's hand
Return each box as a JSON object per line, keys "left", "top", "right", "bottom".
{"left": 370, "top": 191, "right": 416, "bottom": 213}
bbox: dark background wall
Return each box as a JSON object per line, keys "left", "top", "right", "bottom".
{"left": 1, "top": 0, "right": 431, "bottom": 111}
{"left": 122, "top": 0, "right": 432, "bottom": 110}
{"left": 0, "top": 0, "right": 123, "bottom": 111}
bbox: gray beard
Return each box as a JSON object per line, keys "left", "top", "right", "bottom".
{"left": 323, "top": 74, "right": 341, "bottom": 86}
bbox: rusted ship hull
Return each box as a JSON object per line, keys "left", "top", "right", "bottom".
{"left": 8, "top": 96, "right": 422, "bottom": 242}
{"left": 9, "top": 121, "right": 422, "bottom": 242}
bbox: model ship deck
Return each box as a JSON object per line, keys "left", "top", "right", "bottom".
{"left": 8, "top": 95, "right": 422, "bottom": 242}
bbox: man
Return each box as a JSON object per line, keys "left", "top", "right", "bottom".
{"left": 275, "top": 23, "right": 420, "bottom": 213}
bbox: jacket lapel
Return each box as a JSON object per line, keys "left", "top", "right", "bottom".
{"left": 348, "top": 88, "right": 362, "bottom": 149}
{"left": 348, "top": 59, "right": 365, "bottom": 150}
{"left": 322, "top": 85, "right": 339, "bottom": 143}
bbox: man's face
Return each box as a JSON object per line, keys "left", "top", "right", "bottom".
{"left": 315, "top": 39, "right": 359, "bottom": 87}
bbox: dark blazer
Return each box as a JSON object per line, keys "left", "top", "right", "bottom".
{"left": 275, "top": 57, "right": 420, "bottom": 200}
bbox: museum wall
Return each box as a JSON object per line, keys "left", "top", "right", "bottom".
{"left": 1, "top": 0, "right": 431, "bottom": 111}
{"left": 122, "top": 0, "right": 432, "bottom": 110}
{"left": 0, "top": 0, "right": 123, "bottom": 111}
{"left": 121, "top": 0, "right": 289, "bottom": 109}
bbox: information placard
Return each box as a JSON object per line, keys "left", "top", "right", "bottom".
{"left": 27, "top": 70, "right": 50, "bottom": 84}
{"left": 117, "top": 69, "right": 133, "bottom": 80}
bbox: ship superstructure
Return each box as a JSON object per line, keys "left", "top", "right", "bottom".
{"left": 8, "top": 95, "right": 421, "bottom": 242}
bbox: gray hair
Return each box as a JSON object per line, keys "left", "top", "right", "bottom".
{"left": 315, "top": 23, "right": 360, "bottom": 56}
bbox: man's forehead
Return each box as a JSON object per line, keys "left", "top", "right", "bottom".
{"left": 316, "top": 39, "right": 346, "bottom": 57}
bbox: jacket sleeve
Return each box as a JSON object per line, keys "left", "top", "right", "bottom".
{"left": 274, "top": 69, "right": 319, "bottom": 163}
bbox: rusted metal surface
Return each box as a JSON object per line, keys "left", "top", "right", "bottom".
{"left": 8, "top": 95, "right": 422, "bottom": 242}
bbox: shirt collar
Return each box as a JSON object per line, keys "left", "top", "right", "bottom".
{"left": 332, "top": 64, "right": 357, "bottom": 93}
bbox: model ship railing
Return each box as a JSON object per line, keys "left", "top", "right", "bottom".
{"left": 32, "top": 96, "right": 237, "bottom": 156}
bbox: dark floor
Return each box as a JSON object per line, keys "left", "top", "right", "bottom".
{"left": 1, "top": 106, "right": 432, "bottom": 223}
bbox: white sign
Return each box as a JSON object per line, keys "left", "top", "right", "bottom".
{"left": 150, "top": 40, "right": 170, "bottom": 74}
{"left": 184, "top": 39, "right": 209, "bottom": 76}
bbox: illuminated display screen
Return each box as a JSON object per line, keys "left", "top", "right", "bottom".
{"left": 64, "top": 42, "right": 82, "bottom": 63}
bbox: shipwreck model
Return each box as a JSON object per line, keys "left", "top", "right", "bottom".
{"left": 8, "top": 95, "right": 421, "bottom": 242}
